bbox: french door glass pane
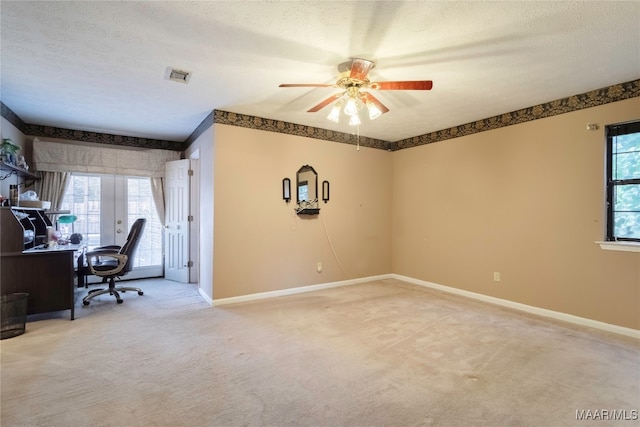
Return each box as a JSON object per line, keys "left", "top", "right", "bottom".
{"left": 59, "top": 175, "right": 101, "bottom": 249}
{"left": 127, "top": 177, "right": 163, "bottom": 267}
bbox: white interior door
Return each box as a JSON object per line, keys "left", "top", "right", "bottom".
{"left": 165, "top": 159, "right": 190, "bottom": 282}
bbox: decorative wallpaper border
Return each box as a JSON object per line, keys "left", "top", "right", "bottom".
{"left": 1, "top": 101, "right": 26, "bottom": 131}
{"left": 3, "top": 79, "right": 639, "bottom": 153}
{"left": 206, "top": 79, "right": 639, "bottom": 151}
{"left": 22, "top": 124, "right": 183, "bottom": 151}
{"left": 394, "top": 79, "right": 640, "bottom": 150}
{"left": 1, "top": 101, "right": 182, "bottom": 151}
{"left": 211, "top": 110, "right": 391, "bottom": 151}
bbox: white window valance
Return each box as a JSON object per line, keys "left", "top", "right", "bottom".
{"left": 33, "top": 139, "right": 181, "bottom": 177}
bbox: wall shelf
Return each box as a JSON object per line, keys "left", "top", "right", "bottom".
{"left": 0, "top": 161, "right": 39, "bottom": 185}
{"left": 296, "top": 208, "right": 320, "bottom": 216}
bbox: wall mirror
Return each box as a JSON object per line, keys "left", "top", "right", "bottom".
{"left": 296, "top": 165, "right": 320, "bottom": 215}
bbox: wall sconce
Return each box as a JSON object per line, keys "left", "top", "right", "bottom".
{"left": 322, "top": 180, "right": 330, "bottom": 203}
{"left": 282, "top": 178, "right": 291, "bottom": 203}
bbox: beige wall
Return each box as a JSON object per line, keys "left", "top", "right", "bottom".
{"left": 211, "top": 124, "right": 392, "bottom": 299}
{"left": 392, "top": 98, "right": 640, "bottom": 330}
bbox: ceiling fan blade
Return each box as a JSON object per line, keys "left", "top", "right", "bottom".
{"left": 307, "top": 93, "right": 343, "bottom": 112}
{"left": 361, "top": 92, "right": 389, "bottom": 114}
{"left": 279, "top": 83, "right": 334, "bottom": 88}
{"left": 349, "top": 58, "right": 375, "bottom": 80}
{"left": 370, "top": 80, "right": 433, "bottom": 90}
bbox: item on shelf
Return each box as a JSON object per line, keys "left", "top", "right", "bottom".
{"left": 1, "top": 138, "right": 20, "bottom": 165}
{"left": 23, "top": 230, "right": 34, "bottom": 245}
{"left": 17, "top": 190, "right": 51, "bottom": 209}
{"left": 16, "top": 155, "right": 28, "bottom": 171}
{"left": 9, "top": 185, "right": 18, "bottom": 206}
{"left": 46, "top": 226, "right": 61, "bottom": 248}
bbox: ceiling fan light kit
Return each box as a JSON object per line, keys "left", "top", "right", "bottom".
{"left": 366, "top": 100, "right": 382, "bottom": 120}
{"left": 343, "top": 94, "right": 360, "bottom": 117}
{"left": 280, "top": 57, "right": 432, "bottom": 126}
{"left": 348, "top": 114, "right": 361, "bottom": 126}
{"left": 326, "top": 100, "right": 343, "bottom": 123}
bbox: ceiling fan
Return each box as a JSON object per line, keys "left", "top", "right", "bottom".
{"left": 279, "top": 58, "right": 433, "bottom": 125}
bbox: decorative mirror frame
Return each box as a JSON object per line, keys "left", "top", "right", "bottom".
{"left": 295, "top": 165, "right": 320, "bottom": 215}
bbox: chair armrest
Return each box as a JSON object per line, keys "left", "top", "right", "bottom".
{"left": 83, "top": 245, "right": 121, "bottom": 262}
{"left": 84, "top": 248, "right": 120, "bottom": 268}
{"left": 85, "top": 248, "right": 120, "bottom": 258}
{"left": 96, "top": 245, "right": 121, "bottom": 251}
{"left": 87, "top": 253, "right": 129, "bottom": 276}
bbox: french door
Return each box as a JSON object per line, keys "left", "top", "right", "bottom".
{"left": 60, "top": 174, "right": 163, "bottom": 280}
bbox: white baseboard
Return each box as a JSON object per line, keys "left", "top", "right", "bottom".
{"left": 198, "top": 287, "right": 213, "bottom": 306}
{"left": 207, "top": 273, "right": 638, "bottom": 339}
{"left": 391, "top": 274, "right": 640, "bottom": 340}
{"left": 211, "top": 274, "right": 393, "bottom": 307}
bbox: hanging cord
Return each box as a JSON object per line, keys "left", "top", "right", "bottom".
{"left": 351, "top": 124, "right": 360, "bottom": 151}
{"left": 320, "top": 212, "right": 350, "bottom": 280}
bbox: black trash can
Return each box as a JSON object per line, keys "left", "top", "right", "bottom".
{"left": 1, "top": 293, "right": 29, "bottom": 339}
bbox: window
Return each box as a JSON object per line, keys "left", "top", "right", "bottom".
{"left": 606, "top": 121, "right": 640, "bottom": 242}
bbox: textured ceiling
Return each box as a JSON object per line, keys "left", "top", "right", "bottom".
{"left": 1, "top": 1, "right": 639, "bottom": 143}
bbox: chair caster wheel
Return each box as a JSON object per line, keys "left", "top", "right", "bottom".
{"left": 138, "top": 291, "right": 144, "bottom": 296}
{"left": 83, "top": 300, "right": 90, "bottom": 306}
{"left": 117, "top": 299, "right": 123, "bottom": 304}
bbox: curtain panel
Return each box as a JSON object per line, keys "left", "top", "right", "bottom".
{"left": 151, "top": 177, "right": 166, "bottom": 225}
{"left": 34, "top": 171, "right": 71, "bottom": 211}
{"left": 32, "top": 139, "right": 180, "bottom": 178}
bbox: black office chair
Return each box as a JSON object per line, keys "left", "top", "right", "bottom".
{"left": 81, "top": 218, "right": 146, "bottom": 305}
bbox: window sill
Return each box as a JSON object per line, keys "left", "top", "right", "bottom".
{"left": 596, "top": 241, "right": 640, "bottom": 253}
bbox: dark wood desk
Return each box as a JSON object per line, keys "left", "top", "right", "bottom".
{"left": 1, "top": 247, "right": 79, "bottom": 320}
{"left": 1, "top": 208, "right": 82, "bottom": 320}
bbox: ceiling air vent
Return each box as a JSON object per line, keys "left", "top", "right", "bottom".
{"left": 165, "top": 67, "right": 192, "bottom": 84}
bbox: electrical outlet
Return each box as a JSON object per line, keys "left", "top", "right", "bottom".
{"left": 493, "top": 272, "right": 501, "bottom": 282}
{"left": 317, "top": 262, "right": 322, "bottom": 273}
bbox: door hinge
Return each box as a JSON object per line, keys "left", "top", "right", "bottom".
{"left": 187, "top": 261, "right": 194, "bottom": 268}
{"left": 188, "top": 169, "right": 194, "bottom": 176}
{"left": 187, "top": 215, "right": 194, "bottom": 221}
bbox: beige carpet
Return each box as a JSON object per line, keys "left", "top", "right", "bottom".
{"left": 1, "top": 278, "right": 638, "bottom": 426}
